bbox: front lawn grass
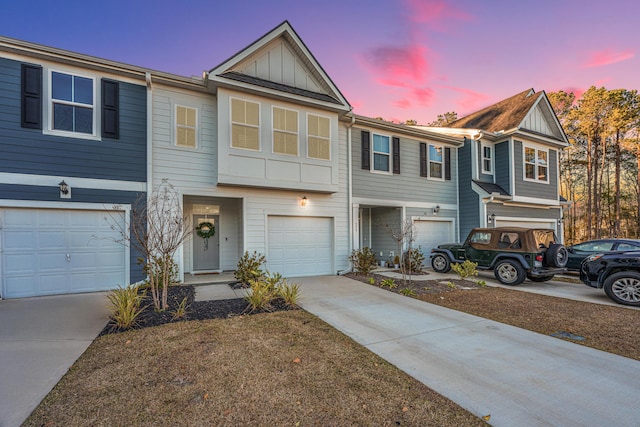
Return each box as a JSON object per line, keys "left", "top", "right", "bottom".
{"left": 25, "top": 310, "right": 485, "bottom": 426}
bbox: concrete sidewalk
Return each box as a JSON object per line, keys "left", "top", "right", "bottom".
{"left": 294, "top": 275, "right": 640, "bottom": 427}
{"left": 0, "top": 292, "right": 109, "bottom": 427}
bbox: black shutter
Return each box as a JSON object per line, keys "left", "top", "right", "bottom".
{"left": 102, "top": 79, "right": 119, "bottom": 139}
{"left": 21, "top": 64, "right": 42, "bottom": 129}
{"left": 361, "top": 130, "right": 370, "bottom": 170}
{"left": 392, "top": 137, "right": 400, "bottom": 174}
{"left": 445, "top": 147, "right": 451, "bottom": 180}
{"left": 419, "top": 142, "right": 427, "bottom": 177}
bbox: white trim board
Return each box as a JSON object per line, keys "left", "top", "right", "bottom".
{"left": 0, "top": 172, "right": 146, "bottom": 192}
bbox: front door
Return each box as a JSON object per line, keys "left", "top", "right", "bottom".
{"left": 193, "top": 215, "right": 219, "bottom": 271}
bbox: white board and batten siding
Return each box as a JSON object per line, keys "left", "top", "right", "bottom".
{"left": 1, "top": 207, "right": 128, "bottom": 298}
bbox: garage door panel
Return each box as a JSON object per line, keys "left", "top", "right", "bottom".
{"left": 414, "top": 220, "right": 454, "bottom": 262}
{"left": 2, "top": 208, "right": 127, "bottom": 298}
{"left": 267, "top": 216, "right": 332, "bottom": 277}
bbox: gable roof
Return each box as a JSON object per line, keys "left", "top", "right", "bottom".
{"left": 208, "top": 21, "right": 351, "bottom": 112}
{"left": 447, "top": 89, "right": 568, "bottom": 145}
{"left": 449, "top": 89, "right": 538, "bottom": 132}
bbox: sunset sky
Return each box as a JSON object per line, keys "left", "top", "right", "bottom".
{"left": 2, "top": 0, "right": 638, "bottom": 123}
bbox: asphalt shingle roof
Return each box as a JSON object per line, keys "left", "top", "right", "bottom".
{"left": 449, "top": 89, "right": 541, "bottom": 133}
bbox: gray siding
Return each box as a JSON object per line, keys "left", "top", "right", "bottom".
{"left": 458, "top": 138, "right": 479, "bottom": 239}
{"left": 0, "top": 58, "right": 146, "bottom": 182}
{"left": 494, "top": 141, "right": 510, "bottom": 193}
{"left": 351, "top": 128, "right": 458, "bottom": 205}
{"left": 369, "top": 207, "right": 401, "bottom": 263}
{"left": 513, "top": 141, "right": 558, "bottom": 200}
{"left": 0, "top": 183, "right": 145, "bottom": 282}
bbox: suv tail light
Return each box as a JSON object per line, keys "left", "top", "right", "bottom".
{"left": 534, "top": 254, "right": 543, "bottom": 268}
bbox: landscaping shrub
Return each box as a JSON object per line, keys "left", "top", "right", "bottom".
{"left": 234, "top": 251, "right": 267, "bottom": 285}
{"left": 106, "top": 284, "right": 147, "bottom": 329}
{"left": 451, "top": 260, "right": 479, "bottom": 280}
{"left": 349, "top": 247, "right": 377, "bottom": 274}
{"left": 404, "top": 247, "right": 425, "bottom": 273}
{"left": 277, "top": 281, "right": 301, "bottom": 307}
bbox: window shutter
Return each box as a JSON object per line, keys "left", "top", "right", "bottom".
{"left": 361, "top": 130, "right": 370, "bottom": 170}
{"left": 392, "top": 137, "right": 400, "bottom": 174}
{"left": 21, "top": 64, "right": 42, "bottom": 129}
{"left": 419, "top": 142, "right": 427, "bottom": 177}
{"left": 102, "top": 79, "right": 119, "bottom": 139}
{"left": 445, "top": 147, "right": 451, "bottom": 180}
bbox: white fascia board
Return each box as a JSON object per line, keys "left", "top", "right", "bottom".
{"left": 0, "top": 172, "right": 146, "bottom": 192}
{"left": 352, "top": 197, "right": 456, "bottom": 211}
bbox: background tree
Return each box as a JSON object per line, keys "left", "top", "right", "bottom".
{"left": 427, "top": 111, "right": 458, "bottom": 127}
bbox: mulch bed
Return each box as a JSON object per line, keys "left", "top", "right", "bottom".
{"left": 100, "top": 284, "right": 295, "bottom": 336}
{"left": 345, "top": 271, "right": 484, "bottom": 295}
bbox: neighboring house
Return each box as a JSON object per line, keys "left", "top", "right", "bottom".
{"left": 149, "top": 21, "right": 352, "bottom": 282}
{"left": 0, "top": 37, "right": 149, "bottom": 298}
{"left": 348, "top": 115, "right": 464, "bottom": 263}
{"left": 417, "top": 89, "right": 569, "bottom": 241}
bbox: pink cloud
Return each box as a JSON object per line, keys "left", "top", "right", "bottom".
{"left": 394, "top": 98, "right": 412, "bottom": 109}
{"left": 440, "top": 85, "right": 489, "bottom": 112}
{"left": 584, "top": 49, "right": 634, "bottom": 67}
{"left": 412, "top": 87, "right": 434, "bottom": 106}
{"left": 363, "top": 43, "right": 430, "bottom": 87}
{"left": 403, "top": 0, "right": 473, "bottom": 29}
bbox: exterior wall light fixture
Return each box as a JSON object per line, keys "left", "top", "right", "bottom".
{"left": 433, "top": 205, "right": 440, "bottom": 215}
{"left": 300, "top": 196, "right": 308, "bottom": 207}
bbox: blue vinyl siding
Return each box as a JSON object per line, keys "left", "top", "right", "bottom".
{"left": 0, "top": 58, "right": 146, "bottom": 182}
{"left": 494, "top": 141, "right": 510, "bottom": 193}
{"left": 0, "top": 183, "right": 146, "bottom": 282}
{"left": 458, "top": 138, "right": 479, "bottom": 239}
{"left": 513, "top": 141, "right": 558, "bottom": 200}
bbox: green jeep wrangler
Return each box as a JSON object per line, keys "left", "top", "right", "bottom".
{"left": 430, "top": 227, "right": 568, "bottom": 285}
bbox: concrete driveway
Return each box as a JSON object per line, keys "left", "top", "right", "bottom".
{"left": 0, "top": 292, "right": 109, "bottom": 427}
{"left": 295, "top": 275, "right": 640, "bottom": 427}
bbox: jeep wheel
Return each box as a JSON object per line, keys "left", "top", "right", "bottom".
{"left": 494, "top": 260, "right": 526, "bottom": 285}
{"left": 545, "top": 244, "right": 569, "bottom": 268}
{"left": 527, "top": 275, "right": 554, "bottom": 282}
{"left": 431, "top": 254, "right": 451, "bottom": 273}
{"left": 603, "top": 271, "right": 640, "bottom": 307}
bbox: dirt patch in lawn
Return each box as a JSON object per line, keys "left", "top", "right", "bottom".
{"left": 25, "top": 311, "right": 485, "bottom": 427}
{"left": 346, "top": 272, "right": 640, "bottom": 361}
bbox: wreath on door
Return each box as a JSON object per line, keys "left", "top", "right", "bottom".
{"left": 195, "top": 221, "right": 215, "bottom": 239}
{"left": 196, "top": 221, "right": 215, "bottom": 251}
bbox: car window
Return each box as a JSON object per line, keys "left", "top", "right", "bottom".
{"left": 616, "top": 243, "right": 640, "bottom": 251}
{"left": 469, "top": 232, "right": 491, "bottom": 245}
{"left": 498, "top": 232, "right": 521, "bottom": 249}
{"left": 532, "top": 230, "right": 556, "bottom": 248}
{"left": 574, "top": 241, "right": 615, "bottom": 252}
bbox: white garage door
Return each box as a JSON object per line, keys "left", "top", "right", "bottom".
{"left": 413, "top": 220, "right": 454, "bottom": 261}
{"left": 267, "top": 216, "right": 333, "bottom": 277}
{"left": 496, "top": 219, "right": 556, "bottom": 232}
{"left": 1, "top": 208, "right": 127, "bottom": 298}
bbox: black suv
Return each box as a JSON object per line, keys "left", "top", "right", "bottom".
{"left": 580, "top": 251, "right": 640, "bottom": 306}
{"left": 431, "top": 227, "right": 568, "bottom": 285}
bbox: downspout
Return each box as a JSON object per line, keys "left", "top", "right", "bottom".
{"left": 346, "top": 114, "right": 355, "bottom": 269}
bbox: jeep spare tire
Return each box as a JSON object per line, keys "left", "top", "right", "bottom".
{"left": 545, "top": 244, "right": 569, "bottom": 268}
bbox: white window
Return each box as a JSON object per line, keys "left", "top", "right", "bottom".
{"left": 429, "top": 144, "right": 444, "bottom": 179}
{"left": 273, "top": 107, "right": 298, "bottom": 156}
{"left": 231, "top": 98, "right": 260, "bottom": 150}
{"left": 482, "top": 143, "right": 493, "bottom": 174}
{"left": 175, "top": 105, "right": 197, "bottom": 148}
{"left": 524, "top": 145, "right": 548, "bottom": 182}
{"left": 372, "top": 133, "right": 391, "bottom": 173}
{"left": 307, "top": 114, "right": 330, "bottom": 160}
{"left": 49, "top": 70, "right": 96, "bottom": 136}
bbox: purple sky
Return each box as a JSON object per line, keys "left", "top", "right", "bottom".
{"left": 3, "top": 0, "right": 638, "bottom": 123}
